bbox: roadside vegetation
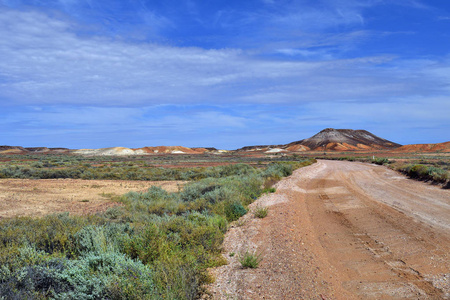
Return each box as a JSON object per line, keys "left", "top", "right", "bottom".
{"left": 393, "top": 163, "right": 449, "bottom": 188}
{"left": 0, "top": 158, "right": 315, "bottom": 299}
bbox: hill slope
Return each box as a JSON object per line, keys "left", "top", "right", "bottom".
{"left": 394, "top": 141, "right": 450, "bottom": 153}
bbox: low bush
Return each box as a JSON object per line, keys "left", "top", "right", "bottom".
{"left": 263, "top": 187, "right": 276, "bottom": 193}
{"left": 238, "top": 250, "right": 263, "bottom": 269}
{"left": 371, "top": 157, "right": 389, "bottom": 165}
{"left": 254, "top": 206, "right": 268, "bottom": 218}
{"left": 224, "top": 202, "right": 247, "bottom": 221}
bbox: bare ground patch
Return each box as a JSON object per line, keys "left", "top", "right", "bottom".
{"left": 0, "top": 179, "right": 184, "bottom": 218}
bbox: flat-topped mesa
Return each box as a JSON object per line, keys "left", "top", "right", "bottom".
{"left": 0, "top": 145, "right": 26, "bottom": 151}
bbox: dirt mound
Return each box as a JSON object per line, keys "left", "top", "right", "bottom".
{"left": 136, "top": 146, "right": 206, "bottom": 154}
{"left": 0, "top": 146, "right": 26, "bottom": 151}
{"left": 265, "top": 148, "right": 287, "bottom": 153}
{"left": 73, "top": 146, "right": 209, "bottom": 156}
{"left": 48, "top": 148, "right": 71, "bottom": 154}
{"left": 285, "top": 144, "right": 311, "bottom": 152}
{"left": 73, "top": 147, "right": 135, "bottom": 156}
{"left": 193, "top": 147, "right": 217, "bottom": 152}
{"left": 25, "top": 147, "right": 50, "bottom": 153}
{"left": 236, "top": 145, "right": 284, "bottom": 152}
{"left": 0, "top": 146, "right": 27, "bottom": 154}
{"left": 0, "top": 146, "right": 70, "bottom": 155}
{"left": 394, "top": 141, "right": 450, "bottom": 153}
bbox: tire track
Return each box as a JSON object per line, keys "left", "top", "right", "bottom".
{"left": 306, "top": 161, "right": 449, "bottom": 299}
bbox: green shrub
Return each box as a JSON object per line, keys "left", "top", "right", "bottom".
{"left": 428, "top": 167, "right": 448, "bottom": 183}
{"left": 263, "top": 163, "right": 293, "bottom": 178}
{"left": 224, "top": 202, "right": 247, "bottom": 221}
{"left": 254, "top": 206, "right": 268, "bottom": 218}
{"left": 263, "top": 187, "right": 276, "bottom": 193}
{"left": 371, "top": 157, "right": 389, "bottom": 165}
{"left": 238, "top": 250, "right": 263, "bottom": 268}
{"left": 408, "top": 164, "right": 428, "bottom": 178}
{"left": 0, "top": 243, "right": 156, "bottom": 299}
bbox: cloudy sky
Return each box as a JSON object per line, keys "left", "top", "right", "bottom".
{"left": 1, "top": 0, "right": 449, "bottom": 149}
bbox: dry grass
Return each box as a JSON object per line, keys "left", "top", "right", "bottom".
{"left": 0, "top": 179, "right": 185, "bottom": 218}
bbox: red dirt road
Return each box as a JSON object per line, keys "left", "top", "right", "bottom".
{"left": 209, "top": 160, "right": 450, "bottom": 299}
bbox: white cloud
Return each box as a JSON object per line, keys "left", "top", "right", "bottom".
{"left": 0, "top": 7, "right": 449, "bottom": 110}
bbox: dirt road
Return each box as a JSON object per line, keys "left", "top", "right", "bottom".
{"left": 208, "top": 160, "right": 450, "bottom": 299}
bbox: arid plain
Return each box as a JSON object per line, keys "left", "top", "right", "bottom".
{"left": 0, "top": 129, "right": 448, "bottom": 299}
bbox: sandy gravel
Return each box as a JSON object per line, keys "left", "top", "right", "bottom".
{"left": 207, "top": 160, "right": 450, "bottom": 299}
{"left": 0, "top": 179, "right": 184, "bottom": 218}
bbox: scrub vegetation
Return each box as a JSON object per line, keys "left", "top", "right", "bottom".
{"left": 0, "top": 157, "right": 315, "bottom": 299}
{"left": 0, "top": 153, "right": 307, "bottom": 181}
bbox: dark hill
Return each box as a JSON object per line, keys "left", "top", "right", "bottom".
{"left": 287, "top": 128, "right": 401, "bottom": 151}
{"left": 236, "top": 128, "right": 402, "bottom": 152}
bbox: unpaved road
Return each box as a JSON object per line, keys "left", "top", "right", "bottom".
{"left": 208, "top": 160, "right": 450, "bottom": 299}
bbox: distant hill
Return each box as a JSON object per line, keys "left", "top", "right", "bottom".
{"left": 393, "top": 141, "right": 450, "bottom": 153}
{"left": 0, "top": 146, "right": 70, "bottom": 154}
{"left": 0, "top": 145, "right": 224, "bottom": 156}
{"left": 72, "top": 146, "right": 221, "bottom": 156}
{"left": 237, "top": 128, "right": 402, "bottom": 152}
{"left": 0, "top": 145, "right": 27, "bottom": 154}
{"left": 4, "top": 130, "right": 449, "bottom": 155}
{"left": 287, "top": 128, "right": 401, "bottom": 151}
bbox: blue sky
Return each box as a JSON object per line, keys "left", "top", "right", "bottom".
{"left": 0, "top": 0, "right": 449, "bottom": 149}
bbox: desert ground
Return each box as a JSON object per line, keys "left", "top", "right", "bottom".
{"left": 0, "top": 179, "right": 183, "bottom": 218}
{"left": 209, "top": 160, "right": 449, "bottom": 299}
{"left": 0, "top": 150, "right": 448, "bottom": 298}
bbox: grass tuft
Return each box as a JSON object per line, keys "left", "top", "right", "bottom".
{"left": 238, "top": 250, "right": 263, "bottom": 269}
{"left": 253, "top": 206, "right": 268, "bottom": 218}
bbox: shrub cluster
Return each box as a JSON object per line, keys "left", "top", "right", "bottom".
{"left": 395, "top": 164, "right": 449, "bottom": 186}
{"left": 371, "top": 157, "right": 389, "bottom": 165}
{"left": 0, "top": 159, "right": 315, "bottom": 299}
